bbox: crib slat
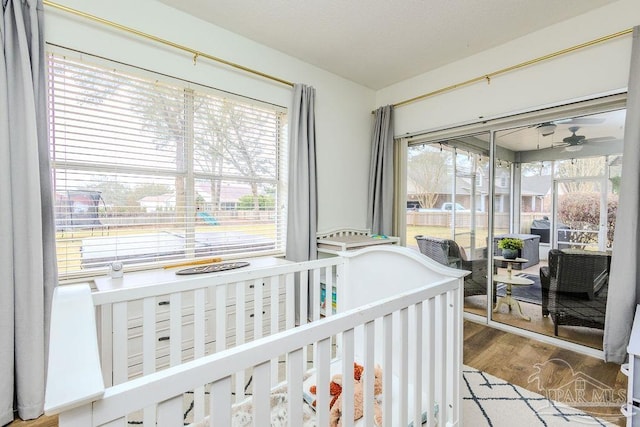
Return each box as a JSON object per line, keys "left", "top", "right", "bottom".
{"left": 269, "top": 276, "right": 279, "bottom": 386}
{"left": 193, "top": 289, "right": 206, "bottom": 422}
{"left": 413, "top": 302, "right": 424, "bottom": 427}
{"left": 285, "top": 273, "right": 295, "bottom": 330}
{"left": 143, "top": 300, "right": 156, "bottom": 427}
{"left": 362, "top": 320, "right": 375, "bottom": 427}
{"left": 286, "top": 348, "right": 303, "bottom": 426}
{"left": 235, "top": 282, "right": 246, "bottom": 402}
{"left": 382, "top": 314, "right": 392, "bottom": 427}
{"left": 426, "top": 297, "right": 436, "bottom": 427}
{"left": 324, "top": 266, "right": 334, "bottom": 318}
{"left": 169, "top": 293, "right": 182, "bottom": 367}
{"left": 312, "top": 268, "right": 321, "bottom": 321}
{"left": 315, "top": 337, "right": 331, "bottom": 427}
{"left": 450, "top": 287, "right": 461, "bottom": 424}
{"left": 210, "top": 377, "right": 232, "bottom": 427}
{"left": 252, "top": 361, "right": 271, "bottom": 425}
{"left": 215, "top": 285, "right": 227, "bottom": 353}
{"left": 156, "top": 395, "right": 182, "bottom": 427}
{"left": 112, "top": 302, "right": 128, "bottom": 385}
{"left": 341, "top": 328, "right": 355, "bottom": 426}
{"left": 142, "top": 298, "right": 156, "bottom": 375}
{"left": 194, "top": 289, "right": 205, "bottom": 358}
{"left": 142, "top": 406, "right": 155, "bottom": 427}
{"left": 398, "top": 307, "right": 408, "bottom": 427}
{"left": 436, "top": 294, "right": 447, "bottom": 427}
{"left": 253, "top": 279, "right": 263, "bottom": 339}
{"left": 299, "top": 271, "right": 308, "bottom": 325}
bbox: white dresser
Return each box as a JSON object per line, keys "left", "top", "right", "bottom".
{"left": 94, "top": 257, "right": 291, "bottom": 381}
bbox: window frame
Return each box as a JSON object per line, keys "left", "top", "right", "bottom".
{"left": 48, "top": 49, "right": 289, "bottom": 280}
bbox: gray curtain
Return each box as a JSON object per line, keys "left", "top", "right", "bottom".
{"left": 286, "top": 83, "right": 317, "bottom": 263}
{"left": 367, "top": 105, "right": 394, "bottom": 235}
{"left": 604, "top": 25, "right": 640, "bottom": 364}
{"left": 1, "top": 0, "right": 57, "bottom": 423}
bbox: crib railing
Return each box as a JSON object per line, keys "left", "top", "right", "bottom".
{"left": 52, "top": 276, "right": 461, "bottom": 427}
{"left": 46, "top": 247, "right": 465, "bottom": 427}
{"left": 47, "top": 256, "right": 342, "bottom": 425}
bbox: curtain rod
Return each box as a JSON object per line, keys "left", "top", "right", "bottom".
{"left": 43, "top": 0, "right": 294, "bottom": 88}
{"left": 387, "top": 27, "right": 633, "bottom": 111}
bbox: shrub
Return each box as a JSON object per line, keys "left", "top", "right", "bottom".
{"left": 557, "top": 192, "right": 618, "bottom": 248}
{"left": 498, "top": 238, "right": 523, "bottom": 250}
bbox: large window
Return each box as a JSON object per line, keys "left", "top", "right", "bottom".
{"left": 48, "top": 53, "right": 288, "bottom": 278}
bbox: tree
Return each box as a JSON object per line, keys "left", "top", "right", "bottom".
{"left": 237, "top": 194, "right": 275, "bottom": 210}
{"left": 556, "top": 158, "right": 605, "bottom": 193}
{"left": 192, "top": 98, "right": 280, "bottom": 211}
{"left": 407, "top": 146, "right": 451, "bottom": 209}
{"left": 557, "top": 192, "right": 618, "bottom": 248}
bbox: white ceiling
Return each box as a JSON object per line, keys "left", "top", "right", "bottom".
{"left": 158, "top": 0, "right": 619, "bottom": 90}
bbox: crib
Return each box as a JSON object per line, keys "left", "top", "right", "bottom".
{"left": 45, "top": 245, "right": 466, "bottom": 427}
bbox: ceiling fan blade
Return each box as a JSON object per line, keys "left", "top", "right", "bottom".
{"left": 583, "top": 136, "right": 617, "bottom": 143}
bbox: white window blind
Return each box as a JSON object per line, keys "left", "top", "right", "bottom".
{"left": 48, "top": 53, "right": 288, "bottom": 278}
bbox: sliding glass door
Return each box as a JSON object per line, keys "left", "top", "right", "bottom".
{"left": 405, "top": 99, "right": 625, "bottom": 354}
{"left": 406, "top": 134, "right": 490, "bottom": 317}
{"left": 490, "top": 109, "right": 624, "bottom": 350}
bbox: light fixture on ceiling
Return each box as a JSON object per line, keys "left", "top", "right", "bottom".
{"left": 564, "top": 144, "right": 583, "bottom": 152}
{"left": 537, "top": 122, "right": 557, "bottom": 137}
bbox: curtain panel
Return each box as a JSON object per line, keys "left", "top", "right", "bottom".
{"left": 367, "top": 105, "right": 394, "bottom": 235}
{"left": 604, "top": 25, "right": 640, "bottom": 363}
{"left": 0, "top": 0, "right": 57, "bottom": 422}
{"left": 285, "top": 83, "right": 317, "bottom": 263}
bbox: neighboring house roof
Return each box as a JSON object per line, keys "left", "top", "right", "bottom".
{"left": 139, "top": 183, "right": 255, "bottom": 207}
{"left": 138, "top": 194, "right": 175, "bottom": 205}
{"left": 195, "top": 182, "right": 253, "bottom": 203}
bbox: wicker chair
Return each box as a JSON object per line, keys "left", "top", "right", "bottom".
{"left": 415, "top": 235, "right": 493, "bottom": 301}
{"left": 540, "top": 249, "right": 611, "bottom": 336}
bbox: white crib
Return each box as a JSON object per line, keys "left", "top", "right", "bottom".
{"left": 45, "top": 246, "right": 466, "bottom": 427}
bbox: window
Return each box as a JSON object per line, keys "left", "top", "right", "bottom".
{"left": 48, "top": 53, "right": 288, "bottom": 278}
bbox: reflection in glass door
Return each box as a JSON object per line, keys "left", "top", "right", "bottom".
{"left": 490, "top": 109, "right": 624, "bottom": 352}
{"left": 553, "top": 175, "right": 611, "bottom": 252}
{"left": 406, "top": 134, "right": 490, "bottom": 317}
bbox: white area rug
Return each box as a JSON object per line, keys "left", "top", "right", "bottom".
{"left": 463, "top": 366, "right": 616, "bottom": 426}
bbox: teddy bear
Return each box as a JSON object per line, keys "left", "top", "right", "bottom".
{"left": 308, "top": 362, "right": 364, "bottom": 409}
{"left": 329, "top": 364, "right": 383, "bottom": 427}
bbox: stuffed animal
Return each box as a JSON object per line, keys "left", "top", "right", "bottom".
{"left": 309, "top": 374, "right": 343, "bottom": 408}
{"left": 308, "top": 362, "right": 364, "bottom": 409}
{"left": 329, "top": 364, "right": 383, "bottom": 427}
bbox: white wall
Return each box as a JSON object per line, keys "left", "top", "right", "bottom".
{"left": 44, "top": 0, "right": 376, "bottom": 232}
{"left": 376, "top": 0, "right": 639, "bottom": 137}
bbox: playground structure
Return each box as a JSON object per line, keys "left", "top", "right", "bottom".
{"left": 55, "top": 190, "right": 107, "bottom": 235}
{"left": 197, "top": 211, "right": 219, "bottom": 225}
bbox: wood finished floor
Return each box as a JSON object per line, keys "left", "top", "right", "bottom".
{"left": 464, "top": 320, "right": 626, "bottom": 426}
{"left": 11, "top": 320, "right": 626, "bottom": 427}
{"left": 464, "top": 262, "right": 606, "bottom": 350}
{"left": 464, "top": 295, "right": 605, "bottom": 349}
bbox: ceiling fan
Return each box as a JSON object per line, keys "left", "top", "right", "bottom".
{"left": 535, "top": 116, "right": 606, "bottom": 136}
{"left": 552, "top": 126, "right": 615, "bottom": 152}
